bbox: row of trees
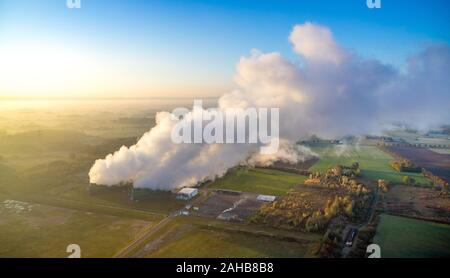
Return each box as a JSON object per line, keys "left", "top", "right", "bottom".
{"left": 305, "top": 196, "right": 354, "bottom": 232}
{"left": 305, "top": 164, "right": 370, "bottom": 196}
{"left": 382, "top": 147, "right": 448, "bottom": 191}
{"left": 390, "top": 159, "right": 421, "bottom": 173}
{"left": 250, "top": 188, "right": 371, "bottom": 233}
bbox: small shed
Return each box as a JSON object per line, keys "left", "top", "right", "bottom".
{"left": 176, "top": 188, "right": 199, "bottom": 200}
{"left": 257, "top": 195, "right": 276, "bottom": 202}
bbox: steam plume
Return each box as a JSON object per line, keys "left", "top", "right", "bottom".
{"left": 89, "top": 22, "right": 450, "bottom": 190}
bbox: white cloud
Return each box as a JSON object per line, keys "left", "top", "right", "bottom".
{"left": 289, "top": 22, "right": 347, "bottom": 65}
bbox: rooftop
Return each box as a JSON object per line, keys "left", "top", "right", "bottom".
{"left": 178, "top": 188, "right": 198, "bottom": 195}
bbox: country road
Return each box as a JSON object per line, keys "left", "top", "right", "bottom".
{"left": 113, "top": 184, "right": 217, "bottom": 258}
{"left": 341, "top": 188, "right": 380, "bottom": 257}
{"left": 3, "top": 193, "right": 167, "bottom": 220}
{"left": 3, "top": 188, "right": 209, "bottom": 258}
{"left": 113, "top": 213, "right": 176, "bottom": 258}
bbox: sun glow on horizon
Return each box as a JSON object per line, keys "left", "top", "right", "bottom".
{"left": 0, "top": 40, "right": 230, "bottom": 100}
{"left": 0, "top": 40, "right": 108, "bottom": 98}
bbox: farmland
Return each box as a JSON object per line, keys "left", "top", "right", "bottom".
{"left": 209, "top": 168, "right": 307, "bottom": 196}
{"left": 142, "top": 218, "right": 320, "bottom": 258}
{"left": 309, "top": 144, "right": 430, "bottom": 185}
{"left": 0, "top": 102, "right": 319, "bottom": 259}
{"left": 386, "top": 146, "right": 450, "bottom": 183}
{"left": 382, "top": 185, "right": 450, "bottom": 223}
{"left": 430, "top": 148, "right": 450, "bottom": 155}
{"left": 147, "top": 227, "right": 315, "bottom": 258}
{"left": 0, "top": 101, "right": 448, "bottom": 259}
{"left": 0, "top": 198, "right": 154, "bottom": 258}
{"left": 0, "top": 102, "right": 185, "bottom": 258}
{"left": 373, "top": 214, "right": 450, "bottom": 258}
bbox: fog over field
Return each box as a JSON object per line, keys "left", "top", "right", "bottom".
{"left": 89, "top": 22, "right": 450, "bottom": 190}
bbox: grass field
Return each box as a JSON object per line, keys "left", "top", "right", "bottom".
{"left": 209, "top": 168, "right": 307, "bottom": 196}
{"left": 0, "top": 104, "right": 193, "bottom": 258}
{"left": 0, "top": 101, "right": 446, "bottom": 258}
{"left": 60, "top": 186, "right": 186, "bottom": 214}
{"left": 146, "top": 225, "right": 316, "bottom": 258}
{"left": 309, "top": 144, "right": 430, "bottom": 185}
{"left": 0, "top": 200, "right": 154, "bottom": 258}
{"left": 373, "top": 214, "right": 450, "bottom": 258}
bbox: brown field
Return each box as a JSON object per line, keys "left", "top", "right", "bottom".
{"left": 381, "top": 184, "right": 450, "bottom": 223}
{"left": 197, "top": 190, "right": 264, "bottom": 221}
{"left": 268, "top": 156, "right": 320, "bottom": 172}
{"left": 386, "top": 146, "right": 450, "bottom": 183}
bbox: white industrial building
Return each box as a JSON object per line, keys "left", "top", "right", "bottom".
{"left": 176, "top": 188, "right": 199, "bottom": 200}
{"left": 257, "top": 195, "right": 276, "bottom": 202}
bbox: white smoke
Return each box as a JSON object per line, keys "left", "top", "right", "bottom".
{"left": 378, "top": 44, "right": 450, "bottom": 131}
{"left": 89, "top": 22, "right": 450, "bottom": 190}
{"left": 246, "top": 142, "right": 318, "bottom": 167}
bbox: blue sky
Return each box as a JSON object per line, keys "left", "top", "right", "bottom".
{"left": 0, "top": 0, "right": 449, "bottom": 98}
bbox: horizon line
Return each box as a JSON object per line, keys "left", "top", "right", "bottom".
{"left": 0, "top": 96, "right": 220, "bottom": 101}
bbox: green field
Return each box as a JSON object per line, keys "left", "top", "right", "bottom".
{"left": 146, "top": 225, "right": 316, "bottom": 258}
{"left": 0, "top": 105, "right": 182, "bottom": 258}
{"left": 0, "top": 200, "right": 155, "bottom": 258}
{"left": 309, "top": 144, "right": 430, "bottom": 185}
{"left": 0, "top": 101, "right": 446, "bottom": 258}
{"left": 59, "top": 186, "right": 186, "bottom": 214}
{"left": 373, "top": 214, "right": 450, "bottom": 258}
{"left": 209, "top": 168, "right": 307, "bottom": 196}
